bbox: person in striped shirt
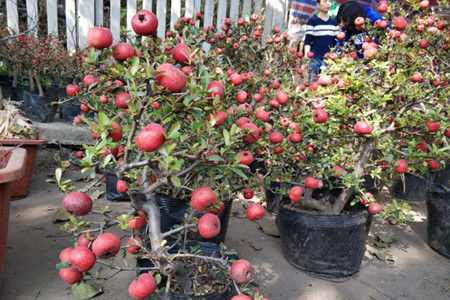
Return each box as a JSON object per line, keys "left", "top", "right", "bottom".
{"left": 303, "top": 0, "right": 340, "bottom": 80}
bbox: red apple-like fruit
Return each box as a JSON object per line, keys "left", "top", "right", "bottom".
{"left": 428, "top": 160, "right": 440, "bottom": 170}
{"left": 62, "top": 192, "right": 93, "bottom": 216}
{"left": 70, "top": 246, "right": 96, "bottom": 272}
{"left": 131, "top": 9, "right": 158, "bottom": 36}
{"left": 126, "top": 237, "right": 142, "bottom": 255}
{"left": 207, "top": 81, "right": 225, "bottom": 101}
{"left": 207, "top": 111, "right": 228, "bottom": 127}
{"left": 269, "top": 132, "right": 284, "bottom": 144}
{"left": 289, "top": 133, "right": 302, "bottom": 143}
{"left": 155, "top": 63, "right": 187, "bottom": 92}
{"left": 83, "top": 75, "right": 99, "bottom": 89}
{"left": 116, "top": 180, "right": 128, "bottom": 193}
{"left": 87, "top": 26, "right": 113, "bottom": 50}
{"left": 191, "top": 187, "right": 218, "bottom": 211}
{"left": 238, "top": 151, "right": 254, "bottom": 165}
{"left": 77, "top": 232, "right": 96, "bottom": 248}
{"left": 76, "top": 151, "right": 84, "bottom": 159}
{"left": 127, "top": 211, "right": 147, "bottom": 230}
{"left": 230, "top": 259, "right": 252, "bottom": 284}
{"left": 115, "top": 92, "right": 131, "bottom": 108}
{"left": 354, "top": 120, "right": 373, "bottom": 134}
{"left": 66, "top": 84, "right": 81, "bottom": 96}
{"left": 289, "top": 186, "right": 303, "bottom": 202}
{"left": 246, "top": 203, "right": 265, "bottom": 221}
{"left": 368, "top": 203, "right": 382, "bottom": 214}
{"left": 355, "top": 17, "right": 365, "bottom": 26}
{"left": 59, "top": 247, "right": 74, "bottom": 263}
{"left": 198, "top": 213, "right": 221, "bottom": 239}
{"left": 59, "top": 267, "right": 83, "bottom": 284}
{"left": 395, "top": 159, "right": 408, "bottom": 174}
{"left": 378, "top": 1, "right": 387, "bottom": 13}
{"left": 109, "top": 122, "right": 123, "bottom": 142}
{"left": 240, "top": 123, "right": 260, "bottom": 144}
{"left": 243, "top": 188, "right": 254, "bottom": 199}
{"left": 92, "top": 233, "right": 121, "bottom": 259}
{"left": 312, "top": 109, "right": 328, "bottom": 123}
{"left": 360, "top": 192, "right": 374, "bottom": 205}
{"left": 128, "top": 273, "right": 156, "bottom": 299}
{"left": 305, "top": 177, "right": 319, "bottom": 189}
{"left": 172, "top": 43, "right": 191, "bottom": 65}
{"left": 425, "top": 120, "right": 440, "bottom": 132}
{"left": 393, "top": 17, "right": 407, "bottom": 31}
{"left": 112, "top": 42, "right": 135, "bottom": 61}
{"left": 135, "top": 123, "right": 166, "bottom": 152}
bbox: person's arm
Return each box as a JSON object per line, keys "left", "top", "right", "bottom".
{"left": 303, "top": 18, "right": 315, "bottom": 56}
{"left": 364, "top": 6, "right": 383, "bottom": 25}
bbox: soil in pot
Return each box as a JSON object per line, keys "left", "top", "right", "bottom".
{"left": 277, "top": 192, "right": 372, "bottom": 277}
{"left": 136, "top": 241, "right": 237, "bottom": 299}
{"left": 22, "top": 91, "right": 58, "bottom": 123}
{"left": 426, "top": 184, "right": 450, "bottom": 259}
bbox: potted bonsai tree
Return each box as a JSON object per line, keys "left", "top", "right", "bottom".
{"left": 53, "top": 10, "right": 268, "bottom": 300}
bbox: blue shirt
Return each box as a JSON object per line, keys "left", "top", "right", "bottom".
{"left": 304, "top": 15, "right": 339, "bottom": 60}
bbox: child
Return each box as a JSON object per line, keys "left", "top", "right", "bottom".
{"left": 336, "top": 0, "right": 383, "bottom": 59}
{"left": 303, "top": 0, "right": 340, "bottom": 80}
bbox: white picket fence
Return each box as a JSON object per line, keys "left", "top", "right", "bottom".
{"left": 2, "top": 0, "right": 295, "bottom": 51}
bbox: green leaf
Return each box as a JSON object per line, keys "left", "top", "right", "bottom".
{"left": 56, "top": 262, "right": 71, "bottom": 269}
{"left": 72, "top": 281, "right": 103, "bottom": 299}
{"left": 223, "top": 129, "right": 230, "bottom": 146}
{"left": 229, "top": 167, "right": 248, "bottom": 179}
{"left": 170, "top": 176, "right": 181, "bottom": 187}
{"left": 90, "top": 189, "right": 104, "bottom": 200}
{"left": 377, "top": 235, "right": 397, "bottom": 244}
{"left": 206, "top": 155, "right": 225, "bottom": 162}
{"left": 167, "top": 122, "right": 181, "bottom": 139}
{"left": 97, "top": 112, "right": 108, "bottom": 126}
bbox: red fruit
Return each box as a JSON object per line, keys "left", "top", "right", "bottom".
{"left": 126, "top": 237, "right": 142, "bottom": 254}
{"left": 238, "top": 151, "right": 254, "bottom": 165}
{"left": 59, "top": 247, "right": 74, "bottom": 263}
{"left": 445, "top": 128, "right": 450, "bottom": 137}
{"left": 368, "top": 203, "right": 382, "bottom": 214}
{"left": 62, "top": 192, "right": 93, "bottom": 216}
{"left": 364, "top": 48, "right": 378, "bottom": 58}
{"left": 109, "top": 122, "right": 123, "bottom": 142}
{"left": 87, "top": 26, "right": 113, "bottom": 50}
{"left": 426, "top": 120, "right": 440, "bottom": 132}
{"left": 420, "top": 0, "right": 429, "bottom": 9}
{"left": 236, "top": 104, "right": 253, "bottom": 115}
{"left": 378, "top": 1, "right": 387, "bottom": 13}
{"left": 128, "top": 211, "right": 147, "bottom": 230}
{"left": 307, "top": 52, "right": 314, "bottom": 58}
{"left": 74, "top": 116, "right": 82, "bottom": 125}
{"left": 240, "top": 123, "right": 260, "bottom": 144}
{"left": 172, "top": 43, "right": 191, "bottom": 64}
{"left": 332, "top": 165, "right": 346, "bottom": 178}
{"left": 255, "top": 110, "right": 269, "bottom": 122}
{"left": 116, "top": 180, "right": 128, "bottom": 193}
{"left": 246, "top": 203, "right": 265, "bottom": 221}
{"left": 237, "top": 117, "right": 252, "bottom": 127}
{"left": 419, "top": 39, "right": 428, "bottom": 48}
{"left": 231, "top": 296, "right": 252, "bottom": 300}
{"left": 289, "top": 186, "right": 303, "bottom": 202}
{"left": 318, "top": 75, "right": 332, "bottom": 86}
{"left": 76, "top": 151, "right": 84, "bottom": 159}
{"left": 92, "top": 233, "right": 121, "bottom": 259}
{"left": 83, "top": 75, "right": 99, "bottom": 89}
{"left": 428, "top": 160, "right": 440, "bottom": 170}
{"left": 305, "top": 177, "right": 319, "bottom": 189}
{"left": 337, "top": 31, "right": 345, "bottom": 40}
{"left": 395, "top": 159, "right": 408, "bottom": 174}
{"left": 415, "top": 140, "right": 428, "bottom": 152}
{"left": 360, "top": 192, "right": 374, "bottom": 205}
{"left": 80, "top": 104, "right": 89, "bottom": 113}
{"left": 112, "top": 42, "right": 135, "bottom": 61}
{"left": 155, "top": 63, "right": 187, "bottom": 92}
{"left": 269, "top": 132, "right": 284, "bottom": 144}
{"left": 128, "top": 273, "right": 156, "bottom": 299}
{"left": 276, "top": 90, "right": 288, "bottom": 104}
{"left": 66, "top": 84, "right": 81, "bottom": 96}
{"left": 207, "top": 81, "right": 225, "bottom": 101}
{"left": 131, "top": 9, "right": 158, "bottom": 36}
{"left": 115, "top": 92, "right": 131, "bottom": 109}
{"left": 59, "top": 267, "right": 83, "bottom": 284}
{"left": 354, "top": 17, "right": 365, "bottom": 26}
{"left": 354, "top": 120, "right": 373, "bottom": 134}
{"left": 208, "top": 202, "right": 224, "bottom": 215}
{"left": 230, "top": 73, "right": 242, "bottom": 86}
{"left": 198, "top": 213, "right": 221, "bottom": 239}
{"left": 135, "top": 123, "right": 166, "bottom": 152}
{"left": 208, "top": 111, "right": 228, "bottom": 127}
{"left": 236, "top": 90, "right": 248, "bottom": 104}
{"left": 70, "top": 246, "right": 96, "bottom": 272}
{"left": 243, "top": 188, "right": 254, "bottom": 199}
{"left": 393, "top": 17, "right": 407, "bottom": 31}
{"left": 230, "top": 259, "right": 252, "bottom": 284}
{"left": 289, "top": 133, "right": 302, "bottom": 143}
{"left": 312, "top": 109, "right": 328, "bottom": 123}
{"left": 191, "top": 187, "right": 218, "bottom": 211}
{"left": 77, "top": 233, "right": 96, "bottom": 248}
{"left": 411, "top": 72, "right": 423, "bottom": 83}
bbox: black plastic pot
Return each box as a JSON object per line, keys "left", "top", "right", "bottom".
{"left": 264, "top": 181, "right": 292, "bottom": 213}
{"left": 137, "top": 241, "right": 237, "bottom": 299}
{"left": 22, "top": 90, "right": 58, "bottom": 123}
{"left": 426, "top": 184, "right": 450, "bottom": 259}
{"left": 58, "top": 89, "right": 82, "bottom": 124}
{"left": 433, "top": 165, "right": 449, "bottom": 188}
{"left": 0, "top": 81, "right": 13, "bottom": 100}
{"left": 277, "top": 201, "right": 372, "bottom": 277}
{"left": 392, "top": 172, "right": 434, "bottom": 202}
{"left": 106, "top": 176, "right": 232, "bottom": 244}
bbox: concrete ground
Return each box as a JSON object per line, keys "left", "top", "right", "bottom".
{"left": 0, "top": 119, "right": 449, "bottom": 300}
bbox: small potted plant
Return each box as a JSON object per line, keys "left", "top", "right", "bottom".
{"left": 53, "top": 10, "right": 267, "bottom": 300}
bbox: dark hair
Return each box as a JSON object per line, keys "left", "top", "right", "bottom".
{"left": 337, "top": 0, "right": 367, "bottom": 32}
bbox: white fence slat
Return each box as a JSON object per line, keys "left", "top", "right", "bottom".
{"left": 242, "top": 0, "right": 252, "bottom": 17}
{"left": 78, "top": 0, "right": 95, "bottom": 48}
{"left": 156, "top": 0, "right": 167, "bottom": 39}
{"left": 185, "top": 0, "right": 194, "bottom": 17}
{"left": 95, "top": 0, "right": 103, "bottom": 26}
{"left": 143, "top": 0, "right": 152, "bottom": 11}
{"left": 230, "top": 0, "right": 240, "bottom": 22}
{"left": 6, "top": 0, "right": 19, "bottom": 33}
{"left": 270, "top": 0, "right": 287, "bottom": 28}
{"left": 216, "top": 0, "right": 227, "bottom": 31}
{"left": 46, "top": 0, "right": 58, "bottom": 36}
{"left": 127, "top": 0, "right": 137, "bottom": 42}
{"left": 263, "top": 0, "right": 275, "bottom": 42}
{"left": 171, "top": 0, "right": 181, "bottom": 30}
{"left": 202, "top": 0, "right": 215, "bottom": 53}
{"left": 65, "top": 0, "right": 76, "bottom": 51}
{"left": 110, "top": 0, "right": 121, "bottom": 42}
{"left": 254, "top": 0, "right": 264, "bottom": 14}
{"left": 26, "top": 0, "right": 38, "bottom": 34}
